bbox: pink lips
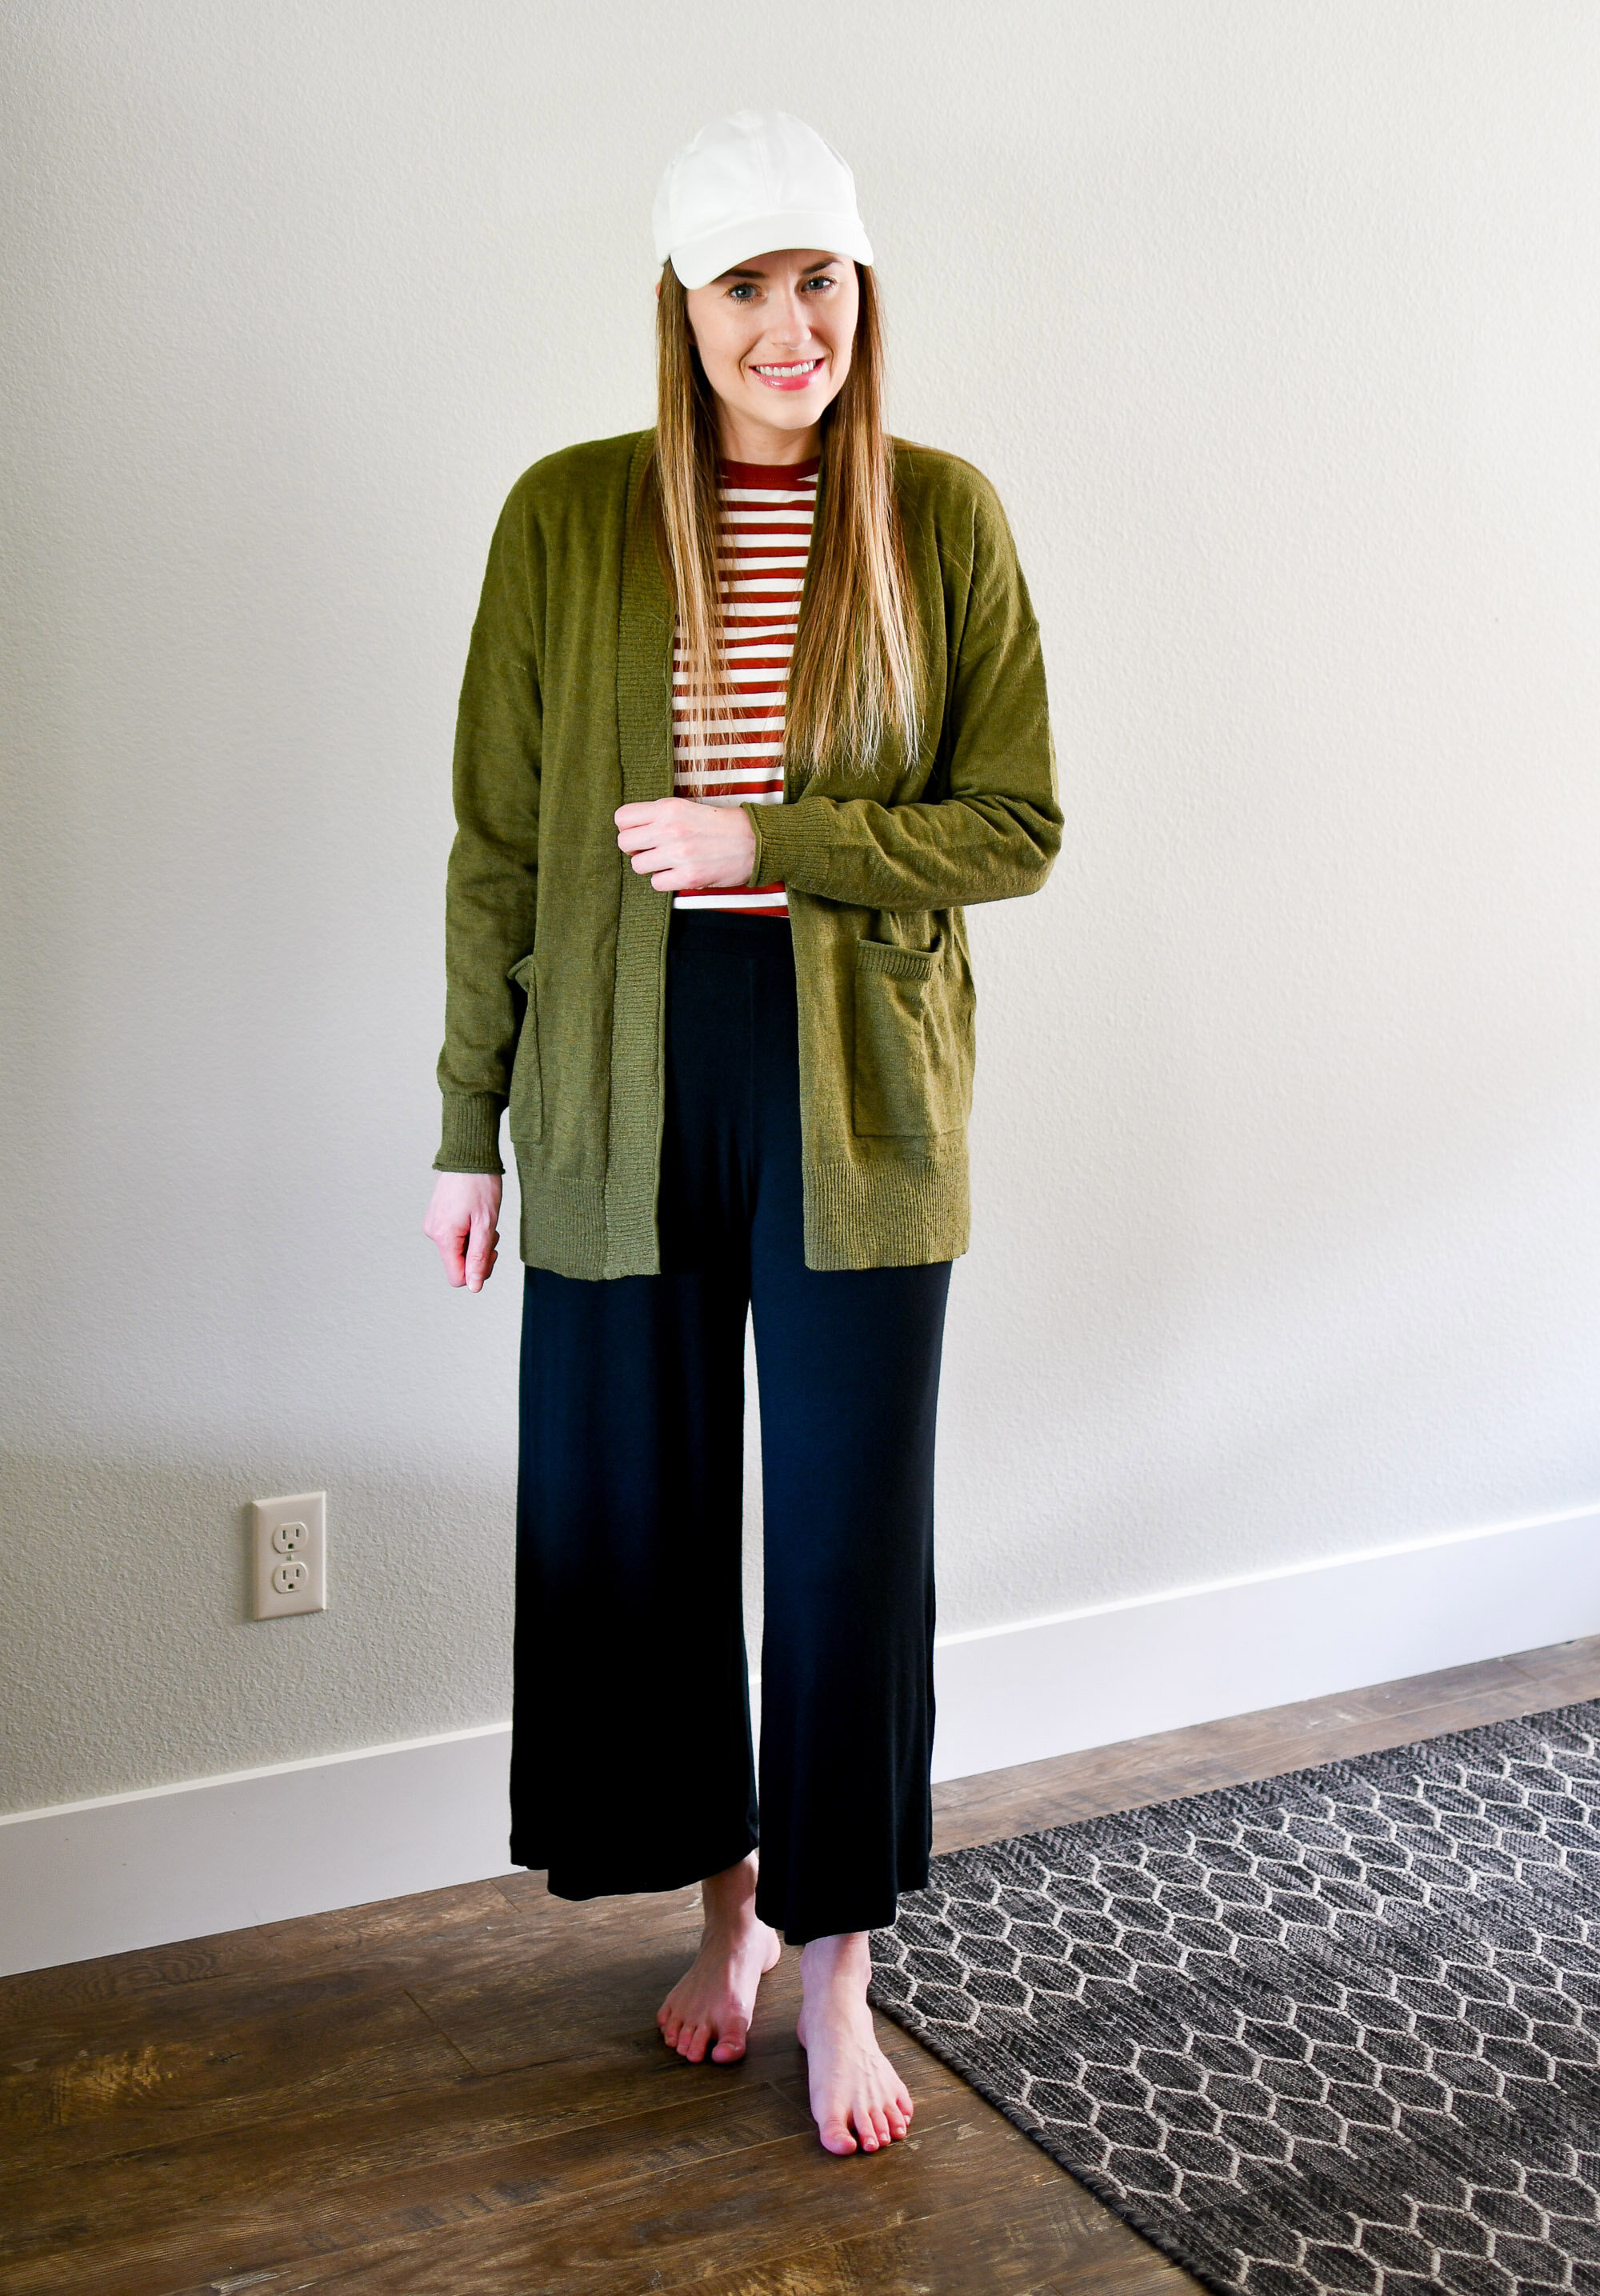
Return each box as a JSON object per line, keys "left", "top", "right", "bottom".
{"left": 749, "top": 358, "right": 824, "bottom": 392}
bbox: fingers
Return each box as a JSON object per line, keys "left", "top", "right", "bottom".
{"left": 614, "top": 824, "right": 661, "bottom": 856}
{"left": 642, "top": 864, "right": 707, "bottom": 892}
{"left": 614, "top": 797, "right": 686, "bottom": 883}
{"left": 462, "top": 1200, "right": 498, "bottom": 1291}
{"left": 620, "top": 840, "right": 686, "bottom": 886}
{"left": 426, "top": 1218, "right": 469, "bottom": 1286}
{"left": 422, "top": 1206, "right": 470, "bottom": 1286}
{"left": 614, "top": 798, "right": 681, "bottom": 849}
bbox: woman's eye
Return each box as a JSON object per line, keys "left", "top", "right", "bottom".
{"left": 728, "top": 283, "right": 758, "bottom": 302}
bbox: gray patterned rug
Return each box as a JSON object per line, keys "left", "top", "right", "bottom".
{"left": 869, "top": 1701, "right": 1600, "bottom": 2296}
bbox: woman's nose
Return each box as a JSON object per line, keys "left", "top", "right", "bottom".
{"left": 766, "top": 294, "right": 810, "bottom": 345}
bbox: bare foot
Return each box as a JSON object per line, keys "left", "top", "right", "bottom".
{"left": 658, "top": 1853, "right": 782, "bottom": 2066}
{"left": 797, "top": 1931, "right": 914, "bottom": 2155}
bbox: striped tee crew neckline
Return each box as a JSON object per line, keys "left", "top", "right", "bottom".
{"left": 670, "top": 454, "right": 821, "bottom": 918}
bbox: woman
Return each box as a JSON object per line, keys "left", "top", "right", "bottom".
{"left": 423, "top": 109, "right": 1060, "bottom": 2158}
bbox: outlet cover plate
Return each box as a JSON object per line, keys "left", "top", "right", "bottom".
{"left": 252, "top": 1491, "right": 327, "bottom": 1618}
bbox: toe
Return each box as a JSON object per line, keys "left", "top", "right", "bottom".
{"left": 710, "top": 2027, "right": 748, "bottom": 2062}
{"left": 819, "top": 2114, "right": 858, "bottom": 2155}
{"left": 680, "top": 2020, "right": 710, "bottom": 2062}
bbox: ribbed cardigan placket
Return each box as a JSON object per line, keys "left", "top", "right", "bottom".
{"left": 602, "top": 438, "right": 678, "bottom": 1278}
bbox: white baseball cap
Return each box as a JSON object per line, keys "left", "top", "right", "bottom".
{"left": 652, "top": 110, "right": 874, "bottom": 291}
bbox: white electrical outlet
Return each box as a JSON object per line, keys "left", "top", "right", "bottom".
{"left": 252, "top": 1492, "right": 327, "bottom": 1618}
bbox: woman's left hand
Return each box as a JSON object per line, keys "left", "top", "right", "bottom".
{"left": 615, "top": 798, "right": 757, "bottom": 892}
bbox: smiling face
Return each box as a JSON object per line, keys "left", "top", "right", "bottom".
{"left": 682, "top": 249, "right": 860, "bottom": 464}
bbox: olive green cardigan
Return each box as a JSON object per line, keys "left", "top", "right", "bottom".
{"left": 435, "top": 428, "right": 1060, "bottom": 1277}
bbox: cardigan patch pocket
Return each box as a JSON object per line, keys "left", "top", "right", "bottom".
{"left": 852, "top": 935, "right": 973, "bottom": 1140}
{"left": 506, "top": 953, "right": 545, "bottom": 1144}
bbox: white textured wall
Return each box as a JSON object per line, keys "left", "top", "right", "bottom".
{"left": 3, "top": 1, "right": 1597, "bottom": 1814}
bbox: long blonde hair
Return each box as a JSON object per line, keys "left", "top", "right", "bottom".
{"left": 648, "top": 261, "right": 921, "bottom": 778}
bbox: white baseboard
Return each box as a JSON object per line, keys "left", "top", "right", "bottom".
{"left": 928, "top": 1502, "right": 1600, "bottom": 1782}
{"left": 0, "top": 1726, "right": 517, "bottom": 1980}
{"left": 3, "top": 1504, "right": 1597, "bottom": 1978}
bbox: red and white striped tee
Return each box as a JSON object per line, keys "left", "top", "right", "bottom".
{"left": 670, "top": 455, "right": 819, "bottom": 918}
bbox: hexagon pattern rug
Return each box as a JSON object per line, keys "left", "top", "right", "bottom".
{"left": 869, "top": 1701, "right": 1600, "bottom": 2296}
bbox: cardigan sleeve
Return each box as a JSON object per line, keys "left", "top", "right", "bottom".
{"left": 741, "top": 477, "right": 1061, "bottom": 912}
{"left": 434, "top": 482, "right": 544, "bottom": 1174}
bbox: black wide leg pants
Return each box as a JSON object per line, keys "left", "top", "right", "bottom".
{"left": 511, "top": 909, "right": 952, "bottom": 1944}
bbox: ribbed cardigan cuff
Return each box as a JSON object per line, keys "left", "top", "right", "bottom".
{"left": 434, "top": 1093, "right": 506, "bottom": 1174}
{"left": 745, "top": 798, "right": 826, "bottom": 891}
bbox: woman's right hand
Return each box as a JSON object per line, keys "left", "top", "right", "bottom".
{"left": 423, "top": 1172, "right": 503, "bottom": 1291}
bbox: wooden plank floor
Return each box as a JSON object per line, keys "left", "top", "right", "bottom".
{"left": 4, "top": 1635, "right": 1598, "bottom": 2295}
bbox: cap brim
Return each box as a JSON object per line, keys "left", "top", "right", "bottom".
{"left": 668, "top": 210, "right": 874, "bottom": 290}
